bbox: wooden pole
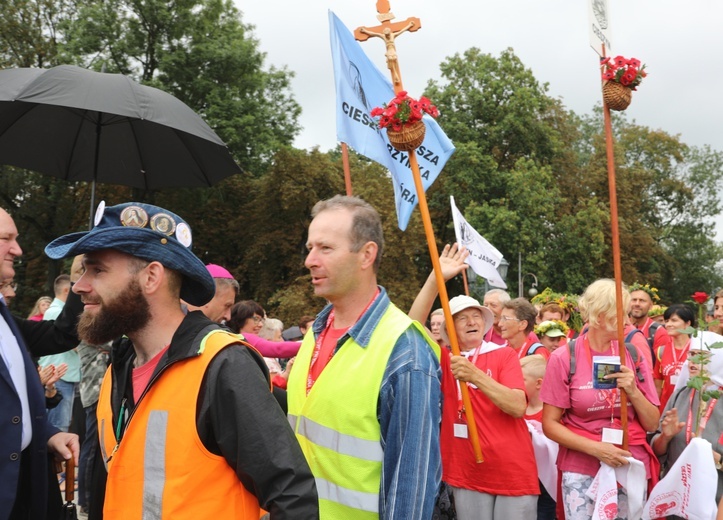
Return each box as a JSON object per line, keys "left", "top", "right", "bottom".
{"left": 462, "top": 269, "right": 470, "bottom": 296}
{"left": 341, "top": 142, "right": 353, "bottom": 196}
{"left": 356, "top": 0, "right": 483, "bottom": 462}
{"left": 601, "top": 46, "right": 629, "bottom": 450}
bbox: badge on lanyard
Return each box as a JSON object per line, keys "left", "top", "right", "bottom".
{"left": 454, "top": 423, "right": 469, "bottom": 439}
{"left": 602, "top": 427, "right": 624, "bottom": 445}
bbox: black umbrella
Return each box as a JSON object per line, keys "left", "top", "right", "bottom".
{"left": 0, "top": 65, "right": 242, "bottom": 224}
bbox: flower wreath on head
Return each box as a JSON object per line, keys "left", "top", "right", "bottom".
{"left": 531, "top": 288, "right": 582, "bottom": 332}
{"left": 648, "top": 305, "right": 666, "bottom": 318}
{"left": 629, "top": 282, "right": 660, "bottom": 303}
{"left": 534, "top": 319, "right": 570, "bottom": 337}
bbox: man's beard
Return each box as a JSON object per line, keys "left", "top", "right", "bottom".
{"left": 630, "top": 308, "right": 648, "bottom": 319}
{"left": 77, "top": 278, "right": 151, "bottom": 345}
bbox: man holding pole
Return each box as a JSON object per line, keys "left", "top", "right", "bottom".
{"left": 287, "top": 195, "right": 442, "bottom": 519}
{"left": 409, "top": 247, "right": 539, "bottom": 519}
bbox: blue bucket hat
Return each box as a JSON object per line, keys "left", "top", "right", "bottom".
{"left": 45, "top": 202, "right": 215, "bottom": 306}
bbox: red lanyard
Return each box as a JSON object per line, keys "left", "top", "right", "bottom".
{"left": 686, "top": 390, "right": 718, "bottom": 443}
{"left": 306, "top": 288, "right": 379, "bottom": 395}
{"left": 517, "top": 339, "right": 529, "bottom": 360}
{"left": 671, "top": 339, "right": 690, "bottom": 366}
{"left": 456, "top": 343, "right": 484, "bottom": 415}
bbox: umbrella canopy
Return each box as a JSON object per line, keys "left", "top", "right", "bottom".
{"left": 0, "top": 65, "right": 242, "bottom": 190}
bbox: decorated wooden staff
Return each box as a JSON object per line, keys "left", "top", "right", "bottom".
{"left": 598, "top": 46, "right": 647, "bottom": 450}
{"left": 355, "top": 0, "right": 484, "bottom": 463}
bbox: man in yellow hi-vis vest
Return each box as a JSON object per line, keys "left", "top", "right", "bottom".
{"left": 46, "top": 202, "right": 318, "bottom": 519}
{"left": 287, "top": 195, "right": 442, "bottom": 519}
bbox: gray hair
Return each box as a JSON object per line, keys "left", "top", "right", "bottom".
{"left": 259, "top": 318, "right": 284, "bottom": 341}
{"left": 215, "top": 277, "right": 240, "bottom": 295}
{"left": 485, "top": 288, "right": 511, "bottom": 303}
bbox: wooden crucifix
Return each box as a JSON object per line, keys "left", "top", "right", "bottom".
{"left": 353, "top": 0, "right": 484, "bottom": 463}
{"left": 354, "top": 0, "right": 421, "bottom": 87}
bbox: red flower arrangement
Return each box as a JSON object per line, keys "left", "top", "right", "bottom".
{"left": 370, "top": 91, "right": 439, "bottom": 131}
{"left": 600, "top": 56, "right": 647, "bottom": 90}
{"left": 691, "top": 291, "right": 709, "bottom": 305}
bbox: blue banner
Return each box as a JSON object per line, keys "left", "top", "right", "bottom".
{"left": 329, "top": 10, "right": 455, "bottom": 230}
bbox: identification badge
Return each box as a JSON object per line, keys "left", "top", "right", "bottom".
{"left": 454, "top": 423, "right": 469, "bottom": 439}
{"left": 670, "top": 375, "right": 679, "bottom": 385}
{"left": 602, "top": 427, "right": 624, "bottom": 445}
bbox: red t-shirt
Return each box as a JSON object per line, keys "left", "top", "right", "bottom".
{"left": 484, "top": 327, "right": 505, "bottom": 346}
{"left": 653, "top": 340, "right": 689, "bottom": 412}
{"left": 309, "top": 325, "right": 349, "bottom": 383}
{"left": 132, "top": 346, "right": 170, "bottom": 403}
{"left": 509, "top": 334, "right": 550, "bottom": 361}
{"left": 441, "top": 347, "right": 539, "bottom": 495}
{"left": 524, "top": 409, "right": 543, "bottom": 422}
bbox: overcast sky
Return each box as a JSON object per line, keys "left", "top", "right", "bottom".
{"left": 237, "top": 0, "right": 723, "bottom": 233}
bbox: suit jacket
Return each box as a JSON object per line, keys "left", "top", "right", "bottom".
{"left": 0, "top": 290, "right": 82, "bottom": 520}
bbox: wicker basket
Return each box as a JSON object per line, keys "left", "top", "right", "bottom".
{"left": 602, "top": 81, "right": 632, "bottom": 111}
{"left": 387, "top": 120, "right": 426, "bottom": 151}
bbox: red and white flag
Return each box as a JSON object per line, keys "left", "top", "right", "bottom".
{"left": 642, "top": 437, "right": 717, "bottom": 520}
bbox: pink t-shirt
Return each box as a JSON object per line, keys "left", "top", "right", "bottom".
{"left": 540, "top": 335, "right": 659, "bottom": 478}
{"left": 132, "top": 346, "right": 169, "bottom": 403}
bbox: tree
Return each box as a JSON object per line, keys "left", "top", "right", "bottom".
{"left": 196, "top": 146, "right": 430, "bottom": 326}
{"left": 63, "top": 0, "right": 300, "bottom": 174}
{"left": 0, "top": 0, "right": 302, "bottom": 312}
{"left": 423, "top": 47, "right": 605, "bottom": 294}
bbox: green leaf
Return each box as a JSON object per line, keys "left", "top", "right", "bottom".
{"left": 687, "top": 376, "right": 704, "bottom": 391}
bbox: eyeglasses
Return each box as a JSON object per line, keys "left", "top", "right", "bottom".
{"left": 499, "top": 316, "right": 521, "bottom": 322}
{"left": 0, "top": 282, "right": 17, "bottom": 292}
{"left": 252, "top": 315, "right": 265, "bottom": 324}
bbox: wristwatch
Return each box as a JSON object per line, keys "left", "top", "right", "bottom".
{"left": 716, "top": 457, "right": 723, "bottom": 471}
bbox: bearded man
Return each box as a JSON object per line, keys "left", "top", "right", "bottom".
{"left": 45, "top": 202, "right": 318, "bottom": 519}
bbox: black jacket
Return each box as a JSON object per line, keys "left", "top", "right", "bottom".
{"left": 98, "top": 310, "right": 318, "bottom": 519}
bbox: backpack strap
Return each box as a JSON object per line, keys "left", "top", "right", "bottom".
{"left": 647, "top": 321, "right": 661, "bottom": 348}
{"left": 623, "top": 342, "right": 645, "bottom": 383}
{"left": 624, "top": 328, "right": 644, "bottom": 344}
{"left": 567, "top": 339, "right": 577, "bottom": 384}
{"left": 656, "top": 345, "right": 665, "bottom": 364}
{"left": 527, "top": 342, "right": 544, "bottom": 356}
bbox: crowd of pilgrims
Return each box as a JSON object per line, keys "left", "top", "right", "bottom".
{"left": 13, "top": 242, "right": 723, "bottom": 520}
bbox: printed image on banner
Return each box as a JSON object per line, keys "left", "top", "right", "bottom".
{"left": 450, "top": 196, "right": 506, "bottom": 289}
{"left": 329, "top": 10, "right": 455, "bottom": 231}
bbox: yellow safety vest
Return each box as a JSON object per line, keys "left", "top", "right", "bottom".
{"left": 97, "top": 330, "right": 264, "bottom": 519}
{"left": 287, "top": 303, "right": 439, "bottom": 519}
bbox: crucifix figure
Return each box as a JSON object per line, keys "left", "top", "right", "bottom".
{"left": 354, "top": 0, "right": 421, "bottom": 87}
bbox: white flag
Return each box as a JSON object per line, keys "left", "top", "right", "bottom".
{"left": 586, "top": 457, "right": 646, "bottom": 520}
{"left": 450, "top": 196, "right": 507, "bottom": 289}
{"left": 329, "top": 11, "right": 455, "bottom": 231}
{"left": 642, "top": 438, "right": 717, "bottom": 520}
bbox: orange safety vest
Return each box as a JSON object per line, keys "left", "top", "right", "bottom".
{"left": 97, "top": 330, "right": 265, "bottom": 519}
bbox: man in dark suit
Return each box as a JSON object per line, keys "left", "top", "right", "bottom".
{"left": 0, "top": 207, "right": 81, "bottom": 520}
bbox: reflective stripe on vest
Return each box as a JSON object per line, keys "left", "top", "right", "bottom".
{"left": 97, "top": 329, "right": 263, "bottom": 519}
{"left": 289, "top": 414, "right": 383, "bottom": 462}
{"left": 315, "top": 477, "right": 379, "bottom": 513}
{"left": 287, "top": 302, "right": 439, "bottom": 519}
{"left": 143, "top": 410, "right": 168, "bottom": 519}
